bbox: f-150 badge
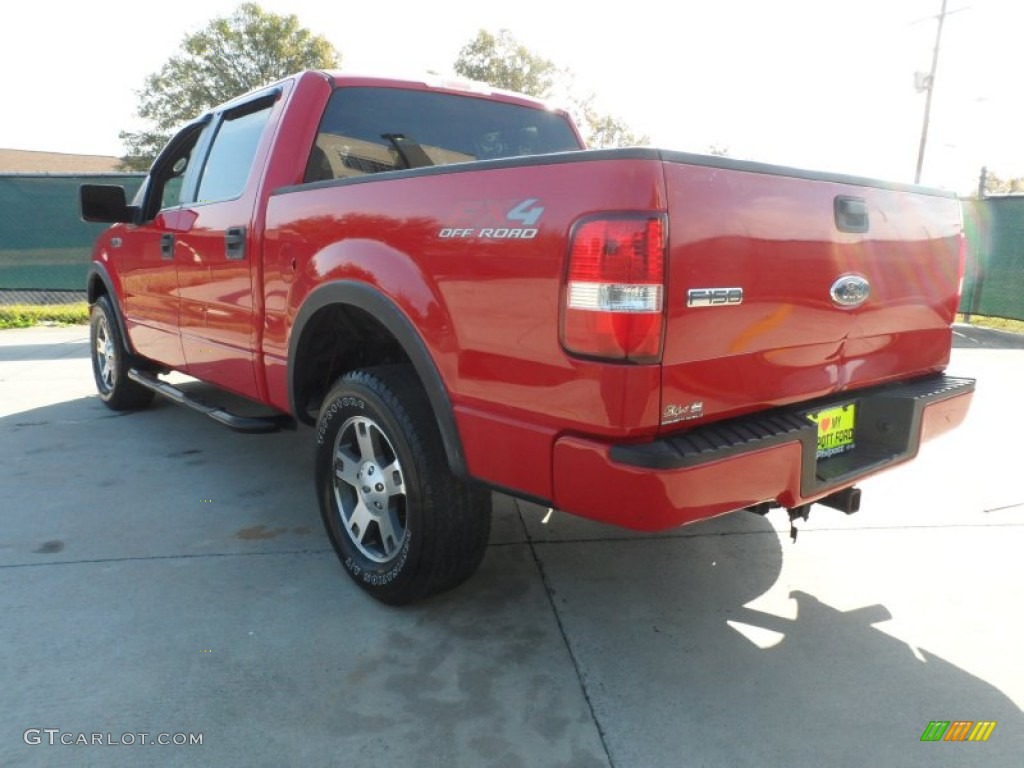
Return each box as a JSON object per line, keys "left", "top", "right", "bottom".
{"left": 687, "top": 287, "right": 743, "bottom": 307}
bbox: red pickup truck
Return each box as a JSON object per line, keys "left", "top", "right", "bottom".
{"left": 81, "top": 70, "right": 974, "bottom": 603}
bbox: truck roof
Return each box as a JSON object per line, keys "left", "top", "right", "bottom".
{"left": 211, "top": 69, "right": 566, "bottom": 119}
{"left": 317, "top": 70, "right": 562, "bottom": 113}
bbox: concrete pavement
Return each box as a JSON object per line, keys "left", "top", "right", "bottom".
{"left": 1, "top": 325, "right": 1021, "bottom": 767}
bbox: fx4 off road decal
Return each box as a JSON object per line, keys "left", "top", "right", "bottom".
{"left": 438, "top": 198, "right": 544, "bottom": 240}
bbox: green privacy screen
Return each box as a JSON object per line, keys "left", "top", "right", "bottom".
{"left": 961, "top": 196, "right": 1024, "bottom": 321}
{"left": 0, "top": 174, "right": 144, "bottom": 292}
{"left": 2, "top": 174, "right": 1021, "bottom": 320}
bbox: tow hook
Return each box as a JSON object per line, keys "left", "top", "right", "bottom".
{"left": 787, "top": 504, "right": 811, "bottom": 542}
{"left": 745, "top": 486, "right": 862, "bottom": 542}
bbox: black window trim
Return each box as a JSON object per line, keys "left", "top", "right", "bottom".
{"left": 142, "top": 115, "right": 212, "bottom": 221}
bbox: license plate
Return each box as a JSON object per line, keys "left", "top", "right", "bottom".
{"left": 807, "top": 403, "right": 857, "bottom": 460}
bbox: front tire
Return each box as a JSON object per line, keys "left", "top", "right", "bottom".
{"left": 315, "top": 366, "right": 491, "bottom": 604}
{"left": 89, "top": 295, "right": 154, "bottom": 411}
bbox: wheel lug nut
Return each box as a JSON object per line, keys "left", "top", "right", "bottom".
{"left": 362, "top": 486, "right": 371, "bottom": 493}
{"left": 374, "top": 502, "right": 383, "bottom": 510}
{"left": 375, "top": 483, "right": 384, "bottom": 492}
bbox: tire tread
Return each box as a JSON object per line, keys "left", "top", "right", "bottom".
{"left": 90, "top": 296, "right": 155, "bottom": 411}
{"left": 317, "top": 365, "right": 490, "bottom": 604}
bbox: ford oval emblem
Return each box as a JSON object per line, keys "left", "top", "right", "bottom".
{"left": 830, "top": 274, "right": 870, "bottom": 309}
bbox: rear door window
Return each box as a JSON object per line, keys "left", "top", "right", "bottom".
{"left": 196, "top": 101, "right": 274, "bottom": 203}
{"left": 304, "top": 86, "right": 580, "bottom": 183}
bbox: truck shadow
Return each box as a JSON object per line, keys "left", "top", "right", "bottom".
{"left": 416, "top": 506, "right": 1024, "bottom": 766}
{"left": 2, "top": 391, "right": 1021, "bottom": 766}
{"left": 0, "top": 391, "right": 320, "bottom": 563}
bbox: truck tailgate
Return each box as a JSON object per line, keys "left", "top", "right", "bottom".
{"left": 658, "top": 154, "right": 963, "bottom": 429}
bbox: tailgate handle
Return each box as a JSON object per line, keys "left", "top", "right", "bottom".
{"left": 225, "top": 226, "right": 246, "bottom": 260}
{"left": 160, "top": 233, "right": 174, "bottom": 260}
{"left": 834, "top": 196, "right": 869, "bottom": 233}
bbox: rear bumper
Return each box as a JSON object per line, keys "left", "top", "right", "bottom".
{"left": 551, "top": 374, "right": 974, "bottom": 531}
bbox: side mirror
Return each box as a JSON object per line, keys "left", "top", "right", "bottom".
{"left": 80, "top": 184, "right": 136, "bottom": 223}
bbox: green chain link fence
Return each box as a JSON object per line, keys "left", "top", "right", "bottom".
{"left": 961, "top": 196, "right": 1024, "bottom": 322}
{"left": 1, "top": 174, "right": 1021, "bottom": 320}
{"left": 0, "top": 173, "right": 144, "bottom": 303}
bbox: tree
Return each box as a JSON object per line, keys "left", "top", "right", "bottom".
{"left": 119, "top": 3, "right": 339, "bottom": 170}
{"left": 566, "top": 95, "right": 649, "bottom": 149}
{"left": 453, "top": 29, "right": 557, "bottom": 98}
{"left": 981, "top": 168, "right": 1024, "bottom": 196}
{"left": 453, "top": 29, "right": 647, "bottom": 149}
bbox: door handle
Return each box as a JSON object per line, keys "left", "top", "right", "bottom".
{"left": 225, "top": 227, "right": 246, "bottom": 260}
{"left": 834, "top": 196, "right": 869, "bottom": 233}
{"left": 160, "top": 233, "right": 174, "bottom": 260}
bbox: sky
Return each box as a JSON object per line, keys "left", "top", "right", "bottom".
{"left": 1, "top": 0, "right": 1019, "bottom": 194}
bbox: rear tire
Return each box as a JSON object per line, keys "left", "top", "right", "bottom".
{"left": 315, "top": 365, "right": 491, "bottom": 604}
{"left": 89, "top": 295, "right": 155, "bottom": 411}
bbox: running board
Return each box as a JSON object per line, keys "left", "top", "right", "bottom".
{"left": 128, "top": 369, "right": 290, "bottom": 434}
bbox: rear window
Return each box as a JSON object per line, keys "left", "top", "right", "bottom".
{"left": 304, "top": 86, "right": 580, "bottom": 183}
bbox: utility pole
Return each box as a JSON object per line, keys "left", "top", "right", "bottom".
{"left": 915, "top": 0, "right": 949, "bottom": 184}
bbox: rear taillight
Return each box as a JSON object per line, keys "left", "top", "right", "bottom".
{"left": 561, "top": 214, "right": 667, "bottom": 361}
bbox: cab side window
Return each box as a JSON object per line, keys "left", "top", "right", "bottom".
{"left": 141, "top": 122, "right": 207, "bottom": 221}
{"left": 160, "top": 155, "right": 191, "bottom": 211}
{"left": 196, "top": 103, "right": 273, "bottom": 203}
